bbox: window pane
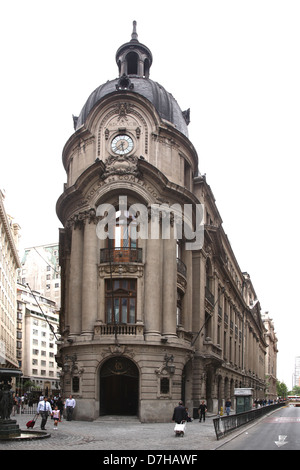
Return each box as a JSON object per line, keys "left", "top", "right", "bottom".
{"left": 129, "top": 298, "right": 136, "bottom": 323}
{"left": 123, "top": 227, "right": 129, "bottom": 247}
{"left": 121, "top": 298, "right": 128, "bottom": 323}
{"left": 130, "top": 280, "right": 136, "bottom": 291}
{"left": 107, "top": 299, "right": 112, "bottom": 323}
{"left": 114, "top": 299, "right": 120, "bottom": 323}
{"left": 115, "top": 227, "right": 121, "bottom": 249}
{"left": 130, "top": 225, "right": 137, "bottom": 248}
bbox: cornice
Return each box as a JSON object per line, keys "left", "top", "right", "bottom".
{"left": 0, "top": 195, "right": 21, "bottom": 268}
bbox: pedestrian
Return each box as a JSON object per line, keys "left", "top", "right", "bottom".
{"left": 52, "top": 406, "right": 60, "bottom": 430}
{"left": 37, "top": 396, "right": 53, "bottom": 430}
{"left": 225, "top": 398, "right": 231, "bottom": 416}
{"left": 198, "top": 401, "right": 207, "bottom": 422}
{"left": 56, "top": 396, "right": 64, "bottom": 421}
{"left": 65, "top": 395, "right": 76, "bottom": 421}
{"left": 15, "top": 394, "right": 21, "bottom": 414}
{"left": 172, "top": 401, "right": 188, "bottom": 424}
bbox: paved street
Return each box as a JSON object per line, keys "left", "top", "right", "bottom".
{"left": 1, "top": 407, "right": 287, "bottom": 454}
{"left": 0, "top": 413, "right": 219, "bottom": 451}
{"left": 216, "top": 404, "right": 300, "bottom": 450}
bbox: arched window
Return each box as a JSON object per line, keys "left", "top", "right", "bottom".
{"left": 126, "top": 52, "right": 138, "bottom": 75}
{"left": 143, "top": 58, "right": 150, "bottom": 78}
{"left": 108, "top": 208, "right": 137, "bottom": 262}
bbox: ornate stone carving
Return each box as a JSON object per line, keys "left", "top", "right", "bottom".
{"left": 66, "top": 208, "right": 98, "bottom": 229}
{"left": 102, "top": 154, "right": 140, "bottom": 179}
{"left": 100, "top": 345, "right": 135, "bottom": 358}
{"left": 115, "top": 75, "right": 134, "bottom": 91}
{"left": 99, "top": 264, "right": 144, "bottom": 277}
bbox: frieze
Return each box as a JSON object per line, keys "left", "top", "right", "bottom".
{"left": 99, "top": 264, "right": 144, "bottom": 277}
{"left": 69, "top": 174, "right": 162, "bottom": 222}
{"left": 84, "top": 174, "right": 160, "bottom": 203}
{"left": 100, "top": 345, "right": 135, "bottom": 358}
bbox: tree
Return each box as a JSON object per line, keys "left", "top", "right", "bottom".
{"left": 23, "top": 380, "right": 37, "bottom": 392}
{"left": 289, "top": 385, "right": 300, "bottom": 396}
{"left": 276, "top": 380, "right": 288, "bottom": 398}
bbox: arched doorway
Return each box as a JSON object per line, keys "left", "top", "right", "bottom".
{"left": 100, "top": 356, "right": 139, "bottom": 416}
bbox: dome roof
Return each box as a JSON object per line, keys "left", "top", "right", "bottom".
{"left": 75, "top": 76, "right": 189, "bottom": 137}
{"left": 74, "top": 21, "right": 190, "bottom": 138}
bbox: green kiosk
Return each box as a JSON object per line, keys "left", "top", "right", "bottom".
{"left": 234, "top": 388, "right": 253, "bottom": 414}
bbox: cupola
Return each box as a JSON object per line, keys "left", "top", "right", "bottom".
{"left": 115, "top": 21, "right": 153, "bottom": 78}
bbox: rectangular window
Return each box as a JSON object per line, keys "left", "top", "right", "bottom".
{"left": 160, "top": 377, "right": 170, "bottom": 394}
{"left": 105, "top": 279, "right": 136, "bottom": 324}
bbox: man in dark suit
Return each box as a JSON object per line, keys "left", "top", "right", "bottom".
{"left": 172, "top": 401, "right": 188, "bottom": 424}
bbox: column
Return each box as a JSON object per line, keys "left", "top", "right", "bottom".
{"left": 97, "top": 238, "right": 106, "bottom": 324}
{"left": 81, "top": 210, "right": 98, "bottom": 336}
{"left": 68, "top": 219, "right": 83, "bottom": 336}
{"left": 144, "top": 215, "right": 162, "bottom": 339}
{"left": 162, "top": 222, "right": 177, "bottom": 337}
{"left": 182, "top": 248, "right": 192, "bottom": 333}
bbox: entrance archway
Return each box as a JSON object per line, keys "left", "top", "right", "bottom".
{"left": 100, "top": 356, "right": 139, "bottom": 416}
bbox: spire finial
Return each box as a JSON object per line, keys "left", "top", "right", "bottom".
{"left": 131, "top": 20, "right": 138, "bottom": 41}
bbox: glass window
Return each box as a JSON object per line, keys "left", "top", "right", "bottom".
{"left": 105, "top": 279, "right": 137, "bottom": 324}
{"left": 107, "top": 206, "right": 138, "bottom": 261}
{"left": 160, "top": 378, "right": 170, "bottom": 394}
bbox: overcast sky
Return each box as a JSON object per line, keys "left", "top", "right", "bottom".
{"left": 1, "top": 0, "right": 299, "bottom": 389}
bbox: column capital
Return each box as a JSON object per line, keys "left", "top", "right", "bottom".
{"left": 67, "top": 208, "right": 98, "bottom": 229}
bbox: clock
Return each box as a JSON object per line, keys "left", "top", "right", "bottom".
{"left": 111, "top": 135, "right": 134, "bottom": 155}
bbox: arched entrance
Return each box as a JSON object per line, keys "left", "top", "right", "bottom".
{"left": 100, "top": 356, "right": 139, "bottom": 416}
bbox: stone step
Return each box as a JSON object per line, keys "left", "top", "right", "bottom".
{"left": 95, "top": 415, "right": 139, "bottom": 422}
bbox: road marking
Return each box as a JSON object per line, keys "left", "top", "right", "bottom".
{"left": 265, "top": 417, "right": 300, "bottom": 423}
{"left": 275, "top": 435, "right": 288, "bottom": 447}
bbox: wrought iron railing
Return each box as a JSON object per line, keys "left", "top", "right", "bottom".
{"left": 213, "top": 401, "right": 287, "bottom": 440}
{"left": 205, "top": 286, "right": 214, "bottom": 305}
{"left": 100, "top": 247, "right": 143, "bottom": 263}
{"left": 176, "top": 258, "right": 187, "bottom": 277}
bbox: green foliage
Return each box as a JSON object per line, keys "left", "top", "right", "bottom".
{"left": 289, "top": 385, "right": 300, "bottom": 396}
{"left": 276, "top": 380, "right": 288, "bottom": 398}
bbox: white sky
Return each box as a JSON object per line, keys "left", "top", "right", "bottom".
{"left": 1, "top": 0, "right": 299, "bottom": 389}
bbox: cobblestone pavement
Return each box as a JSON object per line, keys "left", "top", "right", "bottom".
{"left": 0, "top": 413, "right": 220, "bottom": 451}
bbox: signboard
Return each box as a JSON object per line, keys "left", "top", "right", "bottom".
{"left": 234, "top": 388, "right": 253, "bottom": 396}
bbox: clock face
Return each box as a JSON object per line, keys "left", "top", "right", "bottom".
{"left": 111, "top": 135, "right": 134, "bottom": 155}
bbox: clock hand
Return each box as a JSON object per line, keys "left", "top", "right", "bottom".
{"left": 116, "top": 141, "right": 125, "bottom": 151}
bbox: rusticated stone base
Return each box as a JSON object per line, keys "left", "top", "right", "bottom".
{"left": 0, "top": 419, "right": 21, "bottom": 439}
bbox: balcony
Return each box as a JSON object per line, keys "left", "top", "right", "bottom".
{"left": 177, "top": 258, "right": 187, "bottom": 278}
{"left": 205, "top": 286, "right": 215, "bottom": 306}
{"left": 94, "top": 323, "right": 144, "bottom": 337}
{"left": 100, "top": 247, "right": 143, "bottom": 263}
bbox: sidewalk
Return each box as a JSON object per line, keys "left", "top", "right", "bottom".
{"left": 0, "top": 413, "right": 221, "bottom": 451}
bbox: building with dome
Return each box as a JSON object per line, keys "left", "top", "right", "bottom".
{"left": 56, "top": 22, "right": 270, "bottom": 422}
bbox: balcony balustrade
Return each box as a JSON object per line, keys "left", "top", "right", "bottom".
{"left": 100, "top": 247, "right": 143, "bottom": 263}
{"left": 176, "top": 258, "right": 187, "bottom": 278}
{"left": 95, "top": 323, "right": 143, "bottom": 336}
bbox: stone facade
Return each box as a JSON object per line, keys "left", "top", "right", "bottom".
{"left": 262, "top": 312, "right": 278, "bottom": 401}
{"left": 0, "top": 190, "right": 20, "bottom": 369}
{"left": 56, "top": 23, "right": 272, "bottom": 422}
{"left": 19, "top": 244, "right": 61, "bottom": 308}
{"left": 17, "top": 283, "right": 60, "bottom": 394}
